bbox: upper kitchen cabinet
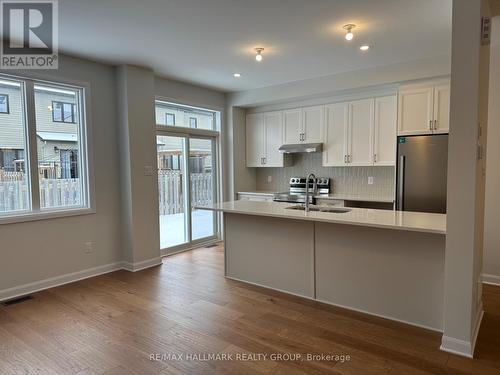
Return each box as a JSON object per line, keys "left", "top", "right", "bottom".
{"left": 348, "top": 99, "right": 374, "bottom": 166}
{"left": 323, "top": 95, "right": 397, "bottom": 167}
{"left": 283, "top": 106, "right": 324, "bottom": 144}
{"left": 263, "top": 111, "right": 286, "bottom": 167}
{"left": 283, "top": 108, "right": 302, "bottom": 144}
{"left": 323, "top": 103, "right": 349, "bottom": 166}
{"left": 302, "top": 105, "right": 324, "bottom": 143}
{"left": 245, "top": 113, "right": 264, "bottom": 167}
{"left": 397, "top": 80, "right": 450, "bottom": 135}
{"left": 373, "top": 95, "right": 397, "bottom": 166}
{"left": 433, "top": 83, "right": 450, "bottom": 134}
{"left": 245, "top": 111, "right": 287, "bottom": 168}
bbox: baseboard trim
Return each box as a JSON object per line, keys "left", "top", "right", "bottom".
{"left": 122, "top": 257, "right": 163, "bottom": 272}
{"left": 482, "top": 273, "right": 500, "bottom": 286}
{"left": 0, "top": 256, "right": 163, "bottom": 302}
{"left": 0, "top": 262, "right": 123, "bottom": 302}
{"left": 440, "top": 308, "right": 484, "bottom": 358}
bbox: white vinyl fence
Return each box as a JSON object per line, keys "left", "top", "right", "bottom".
{"left": 0, "top": 177, "right": 81, "bottom": 212}
{"left": 158, "top": 170, "right": 213, "bottom": 215}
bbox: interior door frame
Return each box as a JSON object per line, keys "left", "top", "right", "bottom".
{"left": 156, "top": 128, "right": 220, "bottom": 256}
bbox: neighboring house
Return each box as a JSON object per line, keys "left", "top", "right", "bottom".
{"left": 155, "top": 102, "right": 215, "bottom": 130}
{"left": 0, "top": 81, "right": 79, "bottom": 178}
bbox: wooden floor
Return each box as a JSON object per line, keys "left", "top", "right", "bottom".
{"left": 1, "top": 243, "right": 500, "bottom": 375}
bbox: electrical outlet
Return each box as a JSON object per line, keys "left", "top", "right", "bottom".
{"left": 368, "top": 176, "right": 374, "bottom": 185}
{"left": 267, "top": 175, "right": 272, "bottom": 183}
{"left": 84, "top": 242, "right": 94, "bottom": 254}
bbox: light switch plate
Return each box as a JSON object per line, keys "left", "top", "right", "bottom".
{"left": 144, "top": 166, "right": 154, "bottom": 176}
{"left": 267, "top": 175, "right": 272, "bottom": 183}
{"left": 368, "top": 176, "right": 374, "bottom": 185}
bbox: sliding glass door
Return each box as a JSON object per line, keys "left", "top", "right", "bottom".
{"left": 157, "top": 133, "right": 218, "bottom": 253}
{"left": 189, "top": 137, "right": 216, "bottom": 241}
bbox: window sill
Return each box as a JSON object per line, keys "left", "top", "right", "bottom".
{"left": 0, "top": 207, "right": 96, "bottom": 225}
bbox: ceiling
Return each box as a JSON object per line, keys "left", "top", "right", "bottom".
{"left": 57, "top": 0, "right": 452, "bottom": 92}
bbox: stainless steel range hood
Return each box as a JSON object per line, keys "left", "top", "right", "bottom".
{"left": 279, "top": 143, "right": 323, "bottom": 154}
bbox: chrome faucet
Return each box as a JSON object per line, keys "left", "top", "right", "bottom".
{"left": 305, "top": 173, "right": 317, "bottom": 212}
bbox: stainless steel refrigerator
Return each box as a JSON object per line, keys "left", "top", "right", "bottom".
{"left": 396, "top": 134, "right": 448, "bottom": 214}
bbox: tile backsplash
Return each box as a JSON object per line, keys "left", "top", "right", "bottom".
{"left": 256, "top": 153, "right": 395, "bottom": 200}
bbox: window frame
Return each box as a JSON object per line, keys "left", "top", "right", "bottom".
{"left": 189, "top": 117, "right": 197, "bottom": 129}
{"left": 51, "top": 100, "right": 76, "bottom": 123}
{"left": 0, "top": 93, "right": 10, "bottom": 114}
{"left": 165, "top": 113, "right": 175, "bottom": 126}
{"left": 0, "top": 74, "right": 95, "bottom": 224}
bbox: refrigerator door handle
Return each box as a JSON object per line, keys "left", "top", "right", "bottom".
{"left": 398, "top": 155, "right": 405, "bottom": 211}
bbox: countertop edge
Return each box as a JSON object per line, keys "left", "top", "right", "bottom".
{"left": 197, "top": 206, "right": 446, "bottom": 235}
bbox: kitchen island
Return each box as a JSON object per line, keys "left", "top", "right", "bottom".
{"left": 198, "top": 200, "right": 446, "bottom": 331}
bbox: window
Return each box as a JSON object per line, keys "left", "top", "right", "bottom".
{"left": 0, "top": 94, "right": 9, "bottom": 113}
{"left": 52, "top": 101, "right": 76, "bottom": 123}
{"left": 165, "top": 113, "right": 175, "bottom": 126}
{"left": 156, "top": 101, "right": 217, "bottom": 130}
{"left": 0, "top": 75, "right": 91, "bottom": 219}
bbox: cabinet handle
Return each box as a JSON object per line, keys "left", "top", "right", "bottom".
{"left": 263, "top": 157, "right": 266, "bottom": 164}
{"left": 344, "top": 155, "right": 347, "bottom": 163}
{"left": 374, "top": 154, "right": 377, "bottom": 163}
{"left": 429, "top": 120, "right": 433, "bottom": 131}
{"left": 434, "top": 120, "right": 438, "bottom": 131}
{"left": 261, "top": 157, "right": 264, "bottom": 165}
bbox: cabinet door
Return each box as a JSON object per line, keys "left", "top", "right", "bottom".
{"left": 302, "top": 105, "right": 324, "bottom": 143}
{"left": 323, "top": 103, "right": 348, "bottom": 166}
{"left": 397, "top": 85, "right": 434, "bottom": 135}
{"left": 263, "top": 111, "right": 284, "bottom": 167}
{"left": 283, "top": 109, "right": 302, "bottom": 144}
{"left": 374, "top": 95, "right": 397, "bottom": 166}
{"left": 433, "top": 83, "right": 450, "bottom": 134}
{"left": 245, "top": 113, "right": 264, "bottom": 167}
{"left": 349, "top": 99, "right": 374, "bottom": 166}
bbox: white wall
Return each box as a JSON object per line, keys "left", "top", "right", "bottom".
{"left": 483, "top": 16, "right": 500, "bottom": 285}
{"left": 0, "top": 54, "right": 122, "bottom": 294}
{"left": 441, "top": 0, "right": 490, "bottom": 358}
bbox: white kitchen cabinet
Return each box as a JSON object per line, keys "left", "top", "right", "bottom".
{"left": 245, "top": 111, "right": 286, "bottom": 167}
{"left": 349, "top": 99, "right": 374, "bottom": 166}
{"left": 323, "top": 96, "right": 397, "bottom": 167}
{"left": 245, "top": 113, "right": 264, "bottom": 167}
{"left": 433, "top": 83, "right": 450, "bottom": 134}
{"left": 302, "top": 105, "right": 324, "bottom": 143}
{"left": 373, "top": 95, "right": 397, "bottom": 166}
{"left": 263, "top": 111, "right": 285, "bottom": 167}
{"left": 283, "top": 106, "right": 324, "bottom": 144}
{"left": 283, "top": 109, "right": 302, "bottom": 144}
{"left": 398, "top": 80, "right": 450, "bottom": 135}
{"left": 323, "top": 103, "right": 349, "bottom": 166}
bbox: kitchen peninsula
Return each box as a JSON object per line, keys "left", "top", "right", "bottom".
{"left": 199, "top": 200, "right": 446, "bottom": 331}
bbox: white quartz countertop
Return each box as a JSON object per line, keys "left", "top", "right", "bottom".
{"left": 197, "top": 200, "right": 446, "bottom": 235}
{"left": 238, "top": 191, "right": 394, "bottom": 203}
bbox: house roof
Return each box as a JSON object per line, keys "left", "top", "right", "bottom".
{"left": 37, "top": 132, "right": 77, "bottom": 142}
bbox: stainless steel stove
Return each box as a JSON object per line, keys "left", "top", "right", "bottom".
{"left": 273, "top": 176, "right": 330, "bottom": 203}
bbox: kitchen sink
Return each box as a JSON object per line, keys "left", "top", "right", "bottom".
{"left": 285, "top": 205, "right": 351, "bottom": 213}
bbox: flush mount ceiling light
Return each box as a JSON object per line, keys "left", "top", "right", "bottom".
{"left": 255, "top": 48, "right": 264, "bottom": 62}
{"left": 233, "top": 73, "right": 241, "bottom": 78}
{"left": 343, "top": 24, "right": 356, "bottom": 41}
{"left": 359, "top": 45, "right": 370, "bottom": 51}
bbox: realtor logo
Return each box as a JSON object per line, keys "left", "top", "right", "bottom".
{"left": 1, "top": 0, "right": 58, "bottom": 69}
